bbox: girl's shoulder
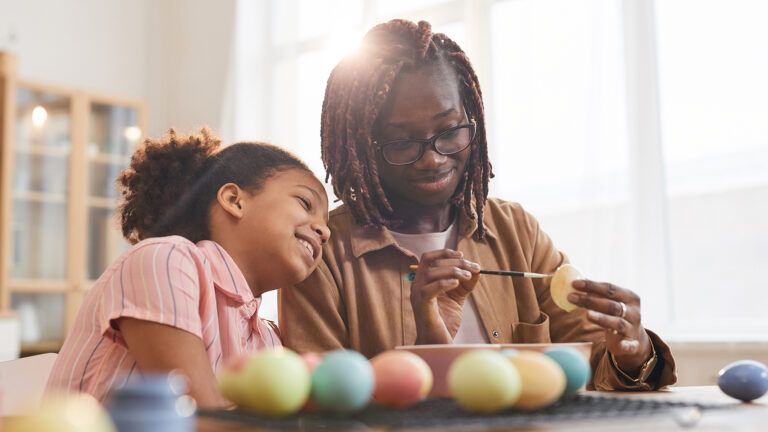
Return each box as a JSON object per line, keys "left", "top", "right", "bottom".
{"left": 127, "top": 235, "right": 203, "bottom": 259}
{"left": 96, "top": 235, "right": 206, "bottom": 282}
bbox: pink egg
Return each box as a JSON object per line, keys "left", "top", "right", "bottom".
{"left": 301, "top": 352, "right": 323, "bottom": 372}
{"left": 300, "top": 352, "right": 323, "bottom": 412}
{"left": 371, "top": 350, "right": 433, "bottom": 408}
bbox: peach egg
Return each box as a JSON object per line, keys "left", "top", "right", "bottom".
{"left": 503, "top": 350, "right": 567, "bottom": 410}
{"left": 371, "top": 350, "right": 433, "bottom": 408}
{"left": 550, "top": 264, "right": 583, "bottom": 312}
{"left": 448, "top": 350, "right": 522, "bottom": 413}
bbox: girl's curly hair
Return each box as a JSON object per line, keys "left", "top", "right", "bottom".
{"left": 117, "top": 128, "right": 309, "bottom": 244}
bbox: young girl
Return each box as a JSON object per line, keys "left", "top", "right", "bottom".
{"left": 46, "top": 128, "right": 330, "bottom": 408}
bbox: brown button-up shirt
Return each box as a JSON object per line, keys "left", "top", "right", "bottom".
{"left": 280, "top": 198, "right": 676, "bottom": 390}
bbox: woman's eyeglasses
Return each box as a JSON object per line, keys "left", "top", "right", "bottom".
{"left": 375, "top": 118, "right": 476, "bottom": 166}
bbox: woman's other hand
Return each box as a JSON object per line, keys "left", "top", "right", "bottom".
{"left": 410, "top": 249, "right": 480, "bottom": 344}
{"left": 567, "top": 280, "right": 654, "bottom": 376}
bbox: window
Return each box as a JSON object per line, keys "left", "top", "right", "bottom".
{"left": 656, "top": 0, "right": 768, "bottom": 337}
{"left": 236, "top": 0, "right": 768, "bottom": 339}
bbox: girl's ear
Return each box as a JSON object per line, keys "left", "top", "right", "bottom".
{"left": 216, "top": 183, "right": 245, "bottom": 219}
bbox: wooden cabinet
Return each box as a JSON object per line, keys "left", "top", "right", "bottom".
{"left": 0, "top": 52, "right": 145, "bottom": 355}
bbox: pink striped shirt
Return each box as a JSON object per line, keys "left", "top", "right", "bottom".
{"left": 46, "top": 235, "right": 280, "bottom": 401}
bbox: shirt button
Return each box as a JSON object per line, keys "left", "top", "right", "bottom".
{"left": 492, "top": 329, "right": 500, "bottom": 338}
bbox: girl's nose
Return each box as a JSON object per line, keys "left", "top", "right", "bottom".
{"left": 313, "top": 222, "right": 330, "bottom": 245}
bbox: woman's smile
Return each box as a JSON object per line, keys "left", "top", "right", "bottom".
{"left": 409, "top": 168, "right": 455, "bottom": 193}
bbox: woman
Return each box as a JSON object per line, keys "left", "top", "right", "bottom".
{"left": 280, "top": 19, "right": 675, "bottom": 390}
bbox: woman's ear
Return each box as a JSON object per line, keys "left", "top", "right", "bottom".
{"left": 216, "top": 183, "right": 245, "bottom": 219}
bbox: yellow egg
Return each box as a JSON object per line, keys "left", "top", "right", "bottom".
{"left": 448, "top": 350, "right": 522, "bottom": 413}
{"left": 218, "top": 348, "right": 311, "bottom": 416}
{"left": 550, "top": 264, "right": 583, "bottom": 312}
{"left": 6, "top": 393, "right": 116, "bottom": 432}
{"left": 504, "top": 351, "right": 567, "bottom": 410}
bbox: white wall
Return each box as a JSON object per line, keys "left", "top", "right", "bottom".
{"left": 0, "top": 0, "right": 236, "bottom": 137}
{"left": 144, "top": 0, "right": 237, "bottom": 137}
{"left": 0, "top": 0, "right": 150, "bottom": 100}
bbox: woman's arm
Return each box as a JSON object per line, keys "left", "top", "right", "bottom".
{"left": 118, "top": 317, "right": 231, "bottom": 409}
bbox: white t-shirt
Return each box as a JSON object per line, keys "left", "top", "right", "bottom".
{"left": 390, "top": 224, "right": 490, "bottom": 344}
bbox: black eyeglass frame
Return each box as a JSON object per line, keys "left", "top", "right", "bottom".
{"left": 374, "top": 117, "right": 477, "bottom": 166}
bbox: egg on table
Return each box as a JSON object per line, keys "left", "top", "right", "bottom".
{"left": 311, "top": 349, "right": 374, "bottom": 414}
{"left": 371, "top": 350, "right": 433, "bottom": 408}
{"left": 217, "top": 348, "right": 311, "bottom": 416}
{"left": 447, "top": 349, "right": 522, "bottom": 413}
{"left": 502, "top": 350, "right": 567, "bottom": 410}
{"left": 6, "top": 393, "right": 116, "bottom": 432}
{"left": 544, "top": 347, "right": 592, "bottom": 396}
{"left": 717, "top": 360, "right": 768, "bottom": 402}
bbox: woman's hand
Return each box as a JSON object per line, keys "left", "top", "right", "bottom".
{"left": 567, "top": 280, "right": 654, "bottom": 376}
{"left": 410, "top": 249, "right": 480, "bottom": 345}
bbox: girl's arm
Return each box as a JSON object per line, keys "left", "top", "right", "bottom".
{"left": 118, "top": 317, "right": 232, "bottom": 409}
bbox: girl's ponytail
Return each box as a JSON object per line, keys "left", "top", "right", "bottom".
{"left": 117, "top": 128, "right": 310, "bottom": 244}
{"left": 117, "top": 128, "right": 220, "bottom": 244}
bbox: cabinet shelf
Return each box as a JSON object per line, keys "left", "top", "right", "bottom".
{"left": 12, "top": 190, "right": 67, "bottom": 204}
{"left": 10, "top": 280, "right": 69, "bottom": 293}
{"left": 88, "top": 196, "right": 118, "bottom": 209}
{"left": 88, "top": 152, "right": 131, "bottom": 165}
{"left": 15, "top": 145, "right": 70, "bottom": 158}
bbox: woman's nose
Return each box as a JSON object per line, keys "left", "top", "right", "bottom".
{"left": 413, "top": 147, "right": 448, "bottom": 169}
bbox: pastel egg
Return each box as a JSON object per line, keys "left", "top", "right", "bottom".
{"left": 301, "top": 352, "right": 323, "bottom": 372}
{"left": 544, "top": 347, "right": 592, "bottom": 396}
{"left": 448, "top": 350, "right": 522, "bottom": 413}
{"left": 218, "top": 348, "right": 311, "bottom": 416}
{"left": 311, "top": 349, "right": 374, "bottom": 413}
{"left": 299, "top": 352, "right": 323, "bottom": 411}
{"left": 371, "top": 350, "right": 433, "bottom": 408}
{"left": 504, "top": 350, "right": 567, "bottom": 410}
{"left": 550, "top": 264, "right": 583, "bottom": 312}
{"left": 717, "top": 360, "right": 768, "bottom": 402}
{"left": 6, "top": 393, "right": 116, "bottom": 432}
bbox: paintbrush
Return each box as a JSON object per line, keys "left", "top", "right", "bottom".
{"left": 408, "top": 264, "right": 551, "bottom": 279}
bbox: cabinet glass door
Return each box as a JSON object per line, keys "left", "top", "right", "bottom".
{"left": 86, "top": 103, "right": 139, "bottom": 279}
{"left": 12, "top": 88, "right": 71, "bottom": 279}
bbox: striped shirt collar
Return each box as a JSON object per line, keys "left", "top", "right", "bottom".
{"left": 196, "top": 240, "right": 260, "bottom": 311}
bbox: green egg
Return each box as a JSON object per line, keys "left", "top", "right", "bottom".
{"left": 544, "top": 347, "right": 591, "bottom": 396}
{"left": 311, "top": 349, "right": 374, "bottom": 413}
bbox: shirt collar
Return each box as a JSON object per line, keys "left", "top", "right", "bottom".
{"left": 349, "top": 201, "right": 497, "bottom": 258}
{"left": 196, "top": 240, "right": 260, "bottom": 310}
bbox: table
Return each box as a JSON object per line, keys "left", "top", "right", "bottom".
{"left": 196, "top": 386, "right": 768, "bottom": 431}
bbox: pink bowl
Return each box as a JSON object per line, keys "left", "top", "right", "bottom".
{"left": 395, "top": 342, "right": 592, "bottom": 398}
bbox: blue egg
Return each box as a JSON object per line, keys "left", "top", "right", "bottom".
{"left": 717, "top": 360, "right": 768, "bottom": 402}
{"left": 544, "top": 347, "right": 592, "bottom": 396}
{"left": 500, "top": 349, "right": 520, "bottom": 358}
{"left": 311, "top": 349, "right": 374, "bottom": 413}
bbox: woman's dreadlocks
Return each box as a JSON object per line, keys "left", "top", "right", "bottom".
{"left": 321, "top": 19, "right": 493, "bottom": 238}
